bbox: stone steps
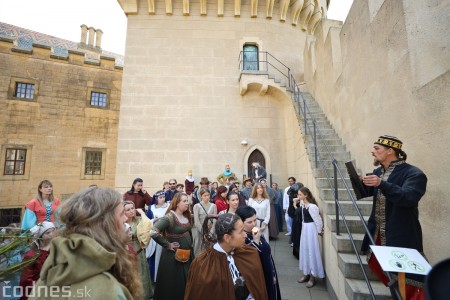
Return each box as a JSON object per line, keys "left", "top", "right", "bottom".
{"left": 290, "top": 91, "right": 382, "bottom": 300}
{"left": 345, "top": 279, "right": 391, "bottom": 300}
{"left": 327, "top": 215, "right": 369, "bottom": 234}
{"left": 323, "top": 200, "right": 372, "bottom": 216}
{"left": 338, "top": 253, "right": 377, "bottom": 281}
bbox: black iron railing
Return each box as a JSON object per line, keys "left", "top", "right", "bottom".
{"left": 239, "top": 51, "right": 402, "bottom": 300}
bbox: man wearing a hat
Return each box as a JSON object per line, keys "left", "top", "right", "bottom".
{"left": 362, "top": 135, "right": 428, "bottom": 299}
{"left": 196, "top": 177, "right": 211, "bottom": 202}
{"left": 241, "top": 177, "right": 253, "bottom": 201}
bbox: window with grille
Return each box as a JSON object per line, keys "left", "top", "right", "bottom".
{"left": 90, "top": 92, "right": 107, "bottom": 107}
{"left": 0, "top": 208, "right": 22, "bottom": 227}
{"left": 14, "top": 82, "right": 35, "bottom": 99}
{"left": 4, "top": 148, "right": 27, "bottom": 175}
{"left": 85, "top": 151, "right": 102, "bottom": 175}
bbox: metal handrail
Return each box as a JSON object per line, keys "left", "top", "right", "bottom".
{"left": 238, "top": 51, "right": 402, "bottom": 300}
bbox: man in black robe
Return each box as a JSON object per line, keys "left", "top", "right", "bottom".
{"left": 362, "top": 135, "right": 427, "bottom": 299}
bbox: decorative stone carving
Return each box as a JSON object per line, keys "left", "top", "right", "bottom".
{"left": 251, "top": 0, "right": 258, "bottom": 18}
{"left": 266, "top": 0, "right": 275, "bottom": 19}
{"left": 235, "top": 0, "right": 241, "bottom": 17}
{"left": 165, "top": 0, "right": 173, "bottom": 15}
{"left": 279, "top": 0, "right": 290, "bottom": 22}
{"left": 307, "top": 3, "right": 322, "bottom": 34}
{"left": 183, "top": 0, "right": 190, "bottom": 15}
{"left": 218, "top": 0, "right": 224, "bottom": 16}
{"left": 148, "top": 0, "right": 155, "bottom": 14}
{"left": 299, "top": 0, "right": 315, "bottom": 31}
{"left": 200, "top": 0, "right": 207, "bottom": 15}
{"left": 291, "top": 0, "right": 305, "bottom": 26}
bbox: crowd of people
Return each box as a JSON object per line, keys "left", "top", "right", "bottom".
{"left": 1, "top": 162, "right": 328, "bottom": 300}
{"left": 2, "top": 136, "right": 429, "bottom": 300}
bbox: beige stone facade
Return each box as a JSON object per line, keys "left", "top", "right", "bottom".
{"left": 117, "top": 0, "right": 449, "bottom": 297}
{"left": 0, "top": 28, "right": 123, "bottom": 222}
{"left": 115, "top": 0, "right": 329, "bottom": 192}
{"left": 302, "top": 0, "right": 450, "bottom": 297}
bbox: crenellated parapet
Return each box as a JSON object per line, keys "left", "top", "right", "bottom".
{"left": 117, "top": 0, "right": 329, "bottom": 34}
{"left": 0, "top": 35, "right": 123, "bottom": 71}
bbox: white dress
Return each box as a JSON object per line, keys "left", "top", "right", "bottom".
{"left": 299, "top": 203, "right": 325, "bottom": 278}
{"left": 147, "top": 203, "right": 169, "bottom": 281}
{"left": 248, "top": 198, "right": 271, "bottom": 242}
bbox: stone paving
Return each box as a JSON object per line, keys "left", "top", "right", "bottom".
{"left": 270, "top": 233, "right": 331, "bottom": 300}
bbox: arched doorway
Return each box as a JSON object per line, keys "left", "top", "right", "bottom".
{"left": 247, "top": 149, "right": 266, "bottom": 178}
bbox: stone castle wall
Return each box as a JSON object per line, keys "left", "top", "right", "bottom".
{"left": 116, "top": 0, "right": 325, "bottom": 192}
{"left": 303, "top": 0, "right": 450, "bottom": 273}
{"left": 0, "top": 37, "right": 122, "bottom": 210}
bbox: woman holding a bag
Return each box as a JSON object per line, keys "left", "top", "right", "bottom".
{"left": 150, "top": 192, "right": 193, "bottom": 300}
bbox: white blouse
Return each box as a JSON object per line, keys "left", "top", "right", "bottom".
{"left": 248, "top": 198, "right": 270, "bottom": 225}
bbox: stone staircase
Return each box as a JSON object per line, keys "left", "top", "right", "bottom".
{"left": 294, "top": 92, "right": 391, "bottom": 300}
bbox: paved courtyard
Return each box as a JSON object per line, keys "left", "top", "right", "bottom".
{"left": 270, "top": 233, "right": 331, "bottom": 300}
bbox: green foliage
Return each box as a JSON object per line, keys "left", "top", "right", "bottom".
{"left": 0, "top": 228, "right": 38, "bottom": 279}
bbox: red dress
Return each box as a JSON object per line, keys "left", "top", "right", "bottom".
{"left": 214, "top": 197, "right": 228, "bottom": 214}
{"left": 20, "top": 248, "right": 50, "bottom": 300}
{"left": 25, "top": 198, "right": 61, "bottom": 223}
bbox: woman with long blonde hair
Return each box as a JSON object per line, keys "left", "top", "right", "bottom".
{"left": 29, "top": 187, "right": 142, "bottom": 300}
{"left": 150, "top": 192, "right": 193, "bottom": 300}
{"left": 248, "top": 183, "right": 271, "bottom": 242}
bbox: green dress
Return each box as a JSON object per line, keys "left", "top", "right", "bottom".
{"left": 131, "top": 218, "right": 154, "bottom": 300}
{"left": 151, "top": 211, "right": 193, "bottom": 300}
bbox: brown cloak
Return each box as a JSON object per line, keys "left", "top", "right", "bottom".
{"left": 184, "top": 244, "right": 268, "bottom": 300}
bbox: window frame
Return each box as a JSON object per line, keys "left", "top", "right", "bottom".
{"left": 0, "top": 208, "right": 22, "bottom": 227}
{"left": 243, "top": 44, "right": 259, "bottom": 71}
{"left": 8, "top": 77, "right": 39, "bottom": 101}
{"left": 0, "top": 145, "right": 32, "bottom": 181}
{"left": 86, "top": 87, "right": 110, "bottom": 109}
{"left": 3, "top": 148, "right": 27, "bottom": 175}
{"left": 80, "top": 147, "right": 106, "bottom": 180}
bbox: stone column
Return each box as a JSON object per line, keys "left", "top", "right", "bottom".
{"left": 88, "top": 27, "right": 95, "bottom": 47}
{"left": 95, "top": 29, "right": 103, "bottom": 49}
{"left": 80, "top": 24, "right": 88, "bottom": 44}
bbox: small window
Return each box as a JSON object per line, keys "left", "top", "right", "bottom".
{"left": 243, "top": 44, "right": 259, "bottom": 71}
{"left": 85, "top": 151, "right": 102, "bottom": 175}
{"left": 14, "top": 82, "right": 35, "bottom": 99}
{"left": 0, "top": 208, "right": 22, "bottom": 227}
{"left": 90, "top": 92, "right": 107, "bottom": 107}
{"left": 8, "top": 77, "right": 38, "bottom": 101}
{"left": 4, "top": 148, "right": 27, "bottom": 175}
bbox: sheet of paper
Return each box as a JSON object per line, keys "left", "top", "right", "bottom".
{"left": 370, "top": 246, "right": 431, "bottom": 275}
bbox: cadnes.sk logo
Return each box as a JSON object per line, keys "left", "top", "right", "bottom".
{"left": 1, "top": 281, "right": 92, "bottom": 298}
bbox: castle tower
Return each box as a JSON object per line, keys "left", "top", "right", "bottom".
{"left": 116, "top": 0, "right": 329, "bottom": 190}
